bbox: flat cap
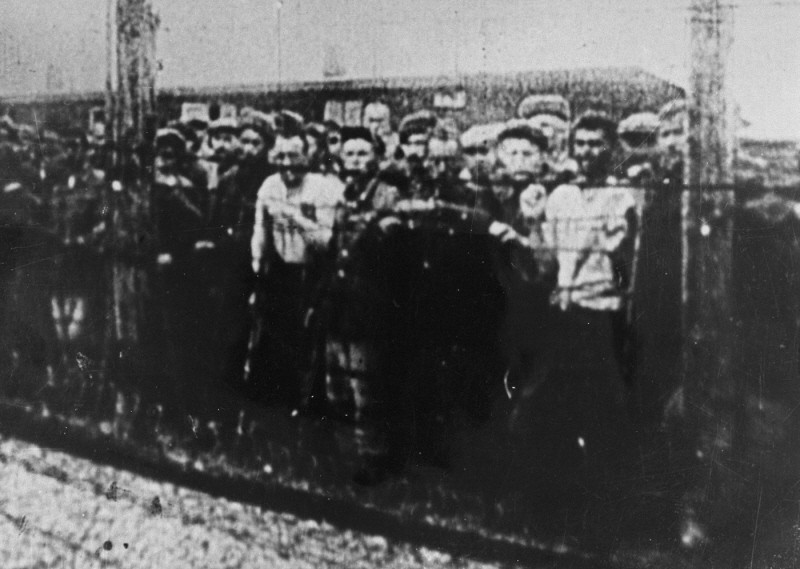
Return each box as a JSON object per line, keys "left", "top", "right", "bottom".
{"left": 658, "top": 99, "right": 687, "bottom": 122}
{"left": 618, "top": 112, "right": 660, "bottom": 134}
{"left": 516, "top": 94, "right": 571, "bottom": 122}
{"left": 459, "top": 122, "right": 505, "bottom": 150}
{"left": 497, "top": 119, "right": 549, "bottom": 151}
{"left": 207, "top": 117, "right": 239, "bottom": 134}
{"left": 398, "top": 110, "right": 438, "bottom": 139}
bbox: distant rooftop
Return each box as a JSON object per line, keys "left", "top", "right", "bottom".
{"left": 0, "top": 66, "right": 684, "bottom": 106}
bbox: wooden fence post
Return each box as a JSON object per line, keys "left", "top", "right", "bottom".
{"left": 105, "top": 0, "right": 158, "bottom": 350}
{"left": 679, "top": 0, "right": 740, "bottom": 548}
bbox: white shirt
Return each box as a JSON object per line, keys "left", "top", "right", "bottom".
{"left": 251, "top": 173, "right": 344, "bottom": 266}
{"left": 544, "top": 182, "right": 636, "bottom": 311}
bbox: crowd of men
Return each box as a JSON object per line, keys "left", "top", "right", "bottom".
{"left": 0, "top": 94, "right": 688, "bottom": 483}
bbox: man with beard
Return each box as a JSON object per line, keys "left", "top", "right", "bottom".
{"left": 350, "top": 110, "right": 438, "bottom": 213}
{"left": 350, "top": 121, "right": 556, "bottom": 484}
{"left": 459, "top": 122, "right": 503, "bottom": 184}
{"left": 657, "top": 100, "right": 688, "bottom": 185}
{"left": 543, "top": 111, "right": 638, "bottom": 467}
{"left": 213, "top": 117, "right": 276, "bottom": 391}
{"left": 250, "top": 128, "right": 344, "bottom": 409}
{"left": 201, "top": 117, "right": 240, "bottom": 192}
{"left": 318, "top": 126, "right": 384, "bottom": 421}
{"left": 214, "top": 118, "right": 276, "bottom": 241}
{"left": 151, "top": 128, "right": 210, "bottom": 414}
{"left": 628, "top": 100, "right": 686, "bottom": 422}
{"left": 484, "top": 121, "right": 557, "bottom": 431}
{"left": 362, "top": 101, "right": 397, "bottom": 159}
{"left": 338, "top": 126, "right": 383, "bottom": 204}
{"left": 617, "top": 111, "right": 660, "bottom": 187}
{"left": 324, "top": 120, "right": 343, "bottom": 159}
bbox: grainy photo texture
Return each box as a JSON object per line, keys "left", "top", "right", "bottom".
{"left": 0, "top": 1, "right": 799, "bottom": 567}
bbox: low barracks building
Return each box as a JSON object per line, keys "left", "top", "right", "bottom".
{"left": 1, "top": 66, "right": 684, "bottom": 134}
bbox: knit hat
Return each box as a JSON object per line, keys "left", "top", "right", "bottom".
{"left": 497, "top": 119, "right": 549, "bottom": 151}
{"left": 460, "top": 122, "right": 505, "bottom": 150}
{"left": 398, "top": 110, "right": 437, "bottom": 143}
{"left": 207, "top": 117, "right": 239, "bottom": 135}
{"left": 155, "top": 128, "right": 187, "bottom": 153}
{"left": 618, "top": 112, "right": 660, "bottom": 135}
{"left": 572, "top": 110, "right": 618, "bottom": 143}
{"left": 658, "top": 99, "right": 688, "bottom": 122}
{"left": 516, "top": 94, "right": 571, "bottom": 122}
{"left": 340, "top": 126, "right": 375, "bottom": 145}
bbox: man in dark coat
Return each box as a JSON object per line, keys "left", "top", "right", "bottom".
{"left": 212, "top": 117, "right": 276, "bottom": 393}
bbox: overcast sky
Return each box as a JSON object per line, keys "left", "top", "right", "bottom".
{"left": 1, "top": 0, "right": 798, "bottom": 138}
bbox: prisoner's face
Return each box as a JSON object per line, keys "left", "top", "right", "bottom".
{"left": 573, "top": 128, "right": 611, "bottom": 179}
{"left": 401, "top": 133, "right": 429, "bottom": 161}
{"left": 528, "top": 114, "right": 568, "bottom": 159}
{"left": 326, "top": 131, "right": 342, "bottom": 157}
{"left": 620, "top": 130, "right": 657, "bottom": 157}
{"left": 341, "top": 138, "right": 375, "bottom": 174}
{"left": 271, "top": 135, "right": 308, "bottom": 188}
{"left": 463, "top": 145, "right": 495, "bottom": 177}
{"left": 154, "top": 145, "right": 179, "bottom": 175}
{"left": 497, "top": 137, "right": 542, "bottom": 184}
{"left": 210, "top": 130, "right": 238, "bottom": 160}
{"left": 363, "top": 103, "right": 391, "bottom": 138}
{"left": 90, "top": 122, "right": 107, "bottom": 147}
{"left": 427, "top": 138, "right": 459, "bottom": 179}
{"left": 658, "top": 112, "right": 689, "bottom": 170}
{"left": 238, "top": 128, "right": 266, "bottom": 164}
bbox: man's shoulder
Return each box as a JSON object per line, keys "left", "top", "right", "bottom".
{"left": 305, "top": 173, "right": 344, "bottom": 199}
{"left": 218, "top": 165, "right": 241, "bottom": 187}
{"left": 547, "top": 183, "right": 581, "bottom": 202}
{"left": 600, "top": 183, "right": 638, "bottom": 209}
{"left": 257, "top": 173, "right": 284, "bottom": 196}
{"left": 521, "top": 183, "right": 546, "bottom": 198}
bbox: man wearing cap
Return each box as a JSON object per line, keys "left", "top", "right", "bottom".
{"left": 458, "top": 122, "right": 503, "bottom": 185}
{"left": 151, "top": 127, "right": 213, "bottom": 413}
{"left": 427, "top": 135, "right": 461, "bottom": 192}
{"left": 324, "top": 120, "right": 343, "bottom": 159}
{"left": 544, "top": 111, "right": 638, "bottom": 442}
{"left": 250, "top": 127, "right": 344, "bottom": 408}
{"left": 617, "top": 111, "right": 660, "bottom": 187}
{"left": 629, "top": 100, "right": 687, "bottom": 422}
{"left": 397, "top": 109, "right": 436, "bottom": 162}
{"left": 363, "top": 101, "right": 397, "bottom": 159}
{"left": 348, "top": 109, "right": 438, "bottom": 212}
{"left": 657, "top": 99, "right": 688, "bottom": 184}
{"left": 211, "top": 116, "right": 277, "bottom": 391}
{"left": 517, "top": 94, "right": 577, "bottom": 191}
{"left": 337, "top": 126, "right": 383, "bottom": 204}
{"left": 153, "top": 128, "right": 203, "bottom": 253}
{"left": 201, "top": 117, "right": 240, "bottom": 191}
{"left": 486, "top": 121, "right": 558, "bottom": 420}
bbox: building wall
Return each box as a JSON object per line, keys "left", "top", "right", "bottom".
{"left": 2, "top": 68, "right": 684, "bottom": 135}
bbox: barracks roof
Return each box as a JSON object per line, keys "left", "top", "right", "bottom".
{"left": 1, "top": 66, "right": 683, "bottom": 107}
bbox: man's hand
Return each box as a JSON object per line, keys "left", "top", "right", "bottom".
{"left": 251, "top": 258, "right": 262, "bottom": 275}
{"left": 276, "top": 203, "right": 316, "bottom": 231}
{"left": 550, "top": 288, "right": 572, "bottom": 311}
{"left": 488, "top": 221, "right": 523, "bottom": 245}
{"left": 194, "top": 240, "right": 215, "bottom": 250}
{"left": 378, "top": 216, "right": 402, "bottom": 233}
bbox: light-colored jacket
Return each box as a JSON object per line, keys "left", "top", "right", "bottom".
{"left": 251, "top": 173, "right": 344, "bottom": 269}
{"left": 544, "top": 182, "right": 636, "bottom": 311}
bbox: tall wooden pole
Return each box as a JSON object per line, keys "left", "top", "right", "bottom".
{"left": 680, "top": 0, "right": 739, "bottom": 548}
{"left": 105, "top": 0, "right": 158, "bottom": 347}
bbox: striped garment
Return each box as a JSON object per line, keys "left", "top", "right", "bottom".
{"left": 544, "top": 182, "right": 637, "bottom": 311}
{"left": 251, "top": 172, "right": 344, "bottom": 267}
